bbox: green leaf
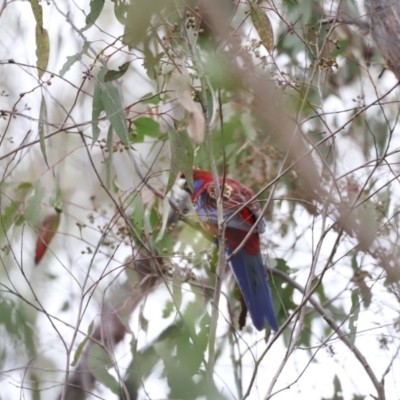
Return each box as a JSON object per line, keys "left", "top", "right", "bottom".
{"left": 104, "top": 62, "right": 130, "bottom": 82}
{"left": 140, "top": 92, "right": 160, "bottom": 105}
{"left": 0, "top": 201, "right": 21, "bottom": 242}
{"left": 29, "top": 0, "right": 50, "bottom": 77}
{"left": 250, "top": 3, "right": 274, "bottom": 54}
{"left": 92, "top": 83, "right": 104, "bottom": 145}
{"left": 143, "top": 50, "right": 164, "bottom": 80}
{"left": 30, "top": 372, "right": 40, "bottom": 400}
{"left": 129, "top": 129, "right": 145, "bottom": 144}
{"left": 49, "top": 184, "right": 63, "bottom": 213}
{"left": 348, "top": 289, "right": 360, "bottom": 347}
{"left": 39, "top": 95, "right": 48, "bottom": 166}
{"left": 133, "top": 117, "right": 160, "bottom": 137}
{"left": 59, "top": 41, "right": 91, "bottom": 77}
{"left": 333, "top": 374, "right": 344, "bottom": 399}
{"left": 122, "top": 1, "right": 171, "bottom": 49}
{"left": 100, "top": 81, "right": 129, "bottom": 147}
{"left": 162, "top": 300, "right": 174, "bottom": 318}
{"left": 87, "top": 344, "right": 120, "bottom": 394}
{"left": 148, "top": 207, "right": 158, "bottom": 231}
{"left": 156, "top": 196, "right": 170, "bottom": 242}
{"left": 351, "top": 253, "right": 358, "bottom": 272}
{"left": 71, "top": 320, "right": 94, "bottom": 366}
{"left": 15, "top": 182, "right": 33, "bottom": 192}
{"left": 111, "top": 0, "right": 129, "bottom": 25}
{"left": 24, "top": 181, "right": 45, "bottom": 226}
{"left": 81, "top": 0, "right": 105, "bottom": 32}
{"left": 172, "top": 267, "right": 182, "bottom": 311}
{"left": 92, "top": 68, "right": 129, "bottom": 147}
{"left": 130, "top": 192, "right": 144, "bottom": 241}
{"left": 166, "top": 129, "right": 193, "bottom": 194}
{"left": 105, "top": 125, "right": 114, "bottom": 190}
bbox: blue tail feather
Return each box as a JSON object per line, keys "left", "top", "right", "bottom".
{"left": 227, "top": 247, "right": 278, "bottom": 331}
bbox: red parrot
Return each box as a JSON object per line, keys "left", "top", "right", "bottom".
{"left": 180, "top": 168, "right": 278, "bottom": 331}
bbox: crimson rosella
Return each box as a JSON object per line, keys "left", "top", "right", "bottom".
{"left": 180, "top": 168, "right": 278, "bottom": 331}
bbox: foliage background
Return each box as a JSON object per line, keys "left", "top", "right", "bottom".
{"left": 0, "top": 0, "right": 399, "bottom": 399}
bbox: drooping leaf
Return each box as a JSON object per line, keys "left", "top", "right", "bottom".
{"left": 34, "top": 212, "right": 61, "bottom": 265}
{"left": 348, "top": 289, "right": 360, "bottom": 347}
{"left": 38, "top": 95, "right": 48, "bottom": 166}
{"left": 110, "top": 0, "right": 129, "bottom": 25}
{"left": 104, "top": 62, "right": 130, "bottom": 82}
{"left": 105, "top": 125, "right": 114, "bottom": 190}
{"left": 172, "top": 266, "right": 182, "bottom": 311}
{"left": 87, "top": 344, "right": 120, "bottom": 394}
{"left": 92, "top": 83, "right": 104, "bottom": 145}
{"left": 166, "top": 129, "right": 193, "bottom": 194}
{"left": 0, "top": 201, "right": 21, "bottom": 242}
{"left": 24, "top": 181, "right": 45, "bottom": 226}
{"left": 81, "top": 0, "right": 105, "bottom": 32}
{"left": 59, "top": 41, "right": 91, "bottom": 77}
{"left": 250, "top": 3, "right": 274, "bottom": 54}
{"left": 156, "top": 196, "right": 170, "bottom": 241}
{"left": 332, "top": 374, "right": 344, "bottom": 399}
{"left": 71, "top": 320, "right": 94, "bottom": 367}
{"left": 29, "top": 0, "right": 50, "bottom": 77}
{"left": 30, "top": 372, "right": 40, "bottom": 400}
{"left": 92, "top": 68, "right": 129, "bottom": 147}
{"left": 100, "top": 80, "right": 129, "bottom": 147}
{"left": 129, "top": 192, "right": 144, "bottom": 245}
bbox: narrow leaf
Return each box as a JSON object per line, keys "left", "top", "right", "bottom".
{"left": 333, "top": 374, "right": 344, "bottom": 399}
{"left": 105, "top": 125, "right": 114, "bottom": 190}
{"left": 101, "top": 82, "right": 129, "bottom": 146}
{"left": 172, "top": 266, "right": 182, "bottom": 311}
{"left": 348, "top": 289, "right": 360, "bottom": 347}
{"left": 104, "top": 62, "right": 130, "bottom": 82}
{"left": 30, "top": 0, "right": 50, "bottom": 77}
{"left": 87, "top": 344, "right": 120, "bottom": 394}
{"left": 59, "top": 41, "right": 91, "bottom": 77}
{"left": 156, "top": 196, "right": 170, "bottom": 242}
{"left": 81, "top": 0, "right": 105, "bottom": 32}
{"left": 71, "top": 320, "right": 94, "bottom": 366}
{"left": 92, "top": 83, "right": 105, "bottom": 146}
{"left": 39, "top": 95, "right": 48, "bottom": 166}
{"left": 166, "top": 129, "right": 193, "bottom": 194}
{"left": 250, "top": 3, "right": 274, "bottom": 54}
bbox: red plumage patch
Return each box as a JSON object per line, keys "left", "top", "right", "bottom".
{"left": 225, "top": 228, "right": 260, "bottom": 254}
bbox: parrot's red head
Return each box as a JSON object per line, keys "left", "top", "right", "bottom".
{"left": 179, "top": 168, "right": 213, "bottom": 196}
